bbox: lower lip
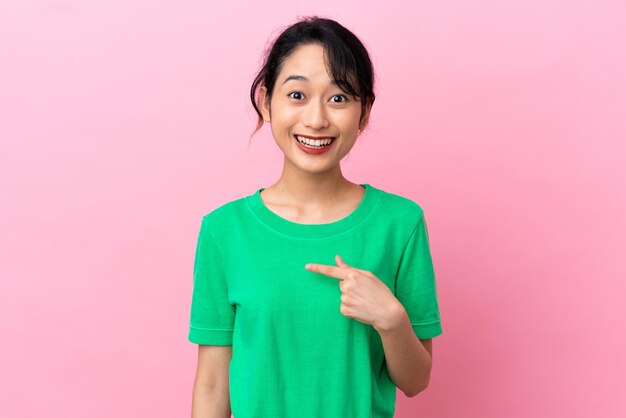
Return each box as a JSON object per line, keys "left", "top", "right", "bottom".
{"left": 293, "top": 135, "right": 336, "bottom": 154}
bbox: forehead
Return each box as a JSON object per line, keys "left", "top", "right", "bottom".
{"left": 278, "top": 43, "right": 333, "bottom": 83}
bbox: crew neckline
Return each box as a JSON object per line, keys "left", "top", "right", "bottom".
{"left": 246, "top": 183, "right": 381, "bottom": 239}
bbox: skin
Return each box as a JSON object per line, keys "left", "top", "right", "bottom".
{"left": 257, "top": 42, "right": 372, "bottom": 222}
{"left": 258, "top": 43, "right": 435, "bottom": 397}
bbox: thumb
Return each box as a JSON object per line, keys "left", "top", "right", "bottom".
{"left": 335, "top": 254, "right": 349, "bottom": 268}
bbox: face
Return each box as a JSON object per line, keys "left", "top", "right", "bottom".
{"left": 258, "top": 43, "right": 371, "bottom": 174}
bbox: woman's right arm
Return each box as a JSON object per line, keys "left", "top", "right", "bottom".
{"left": 191, "top": 345, "right": 233, "bottom": 418}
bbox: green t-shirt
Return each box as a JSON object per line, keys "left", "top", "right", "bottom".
{"left": 188, "top": 183, "right": 443, "bottom": 417}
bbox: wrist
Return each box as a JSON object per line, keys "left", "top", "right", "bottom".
{"left": 374, "top": 300, "right": 407, "bottom": 333}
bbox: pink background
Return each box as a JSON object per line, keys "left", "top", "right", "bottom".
{"left": 1, "top": 1, "right": 625, "bottom": 417}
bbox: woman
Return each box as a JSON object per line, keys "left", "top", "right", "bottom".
{"left": 189, "top": 16, "right": 443, "bottom": 418}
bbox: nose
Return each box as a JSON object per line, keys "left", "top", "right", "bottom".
{"left": 302, "top": 99, "right": 329, "bottom": 130}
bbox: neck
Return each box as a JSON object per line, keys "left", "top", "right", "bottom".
{"left": 268, "top": 159, "right": 354, "bottom": 207}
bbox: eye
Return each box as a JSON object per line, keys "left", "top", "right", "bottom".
{"left": 330, "top": 94, "right": 348, "bottom": 103}
{"left": 288, "top": 91, "right": 305, "bottom": 100}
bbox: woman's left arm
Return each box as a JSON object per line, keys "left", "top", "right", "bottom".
{"left": 304, "top": 255, "right": 435, "bottom": 397}
{"left": 375, "top": 303, "right": 433, "bottom": 397}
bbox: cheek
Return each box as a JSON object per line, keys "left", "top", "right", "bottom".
{"left": 331, "top": 110, "right": 361, "bottom": 132}
{"left": 270, "top": 102, "right": 299, "bottom": 125}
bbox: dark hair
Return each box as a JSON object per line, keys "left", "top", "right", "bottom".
{"left": 249, "top": 16, "right": 376, "bottom": 139}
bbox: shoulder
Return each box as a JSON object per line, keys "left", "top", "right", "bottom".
{"left": 376, "top": 186, "right": 426, "bottom": 225}
{"left": 199, "top": 194, "right": 249, "bottom": 231}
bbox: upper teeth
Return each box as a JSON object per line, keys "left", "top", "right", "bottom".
{"left": 296, "top": 135, "right": 334, "bottom": 146}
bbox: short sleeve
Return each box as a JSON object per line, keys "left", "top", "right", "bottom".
{"left": 188, "top": 217, "right": 235, "bottom": 345}
{"left": 395, "top": 214, "right": 443, "bottom": 339}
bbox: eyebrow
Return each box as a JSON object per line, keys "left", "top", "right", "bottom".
{"left": 282, "top": 74, "right": 337, "bottom": 85}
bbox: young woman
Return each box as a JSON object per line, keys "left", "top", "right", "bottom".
{"left": 189, "top": 16, "right": 443, "bottom": 418}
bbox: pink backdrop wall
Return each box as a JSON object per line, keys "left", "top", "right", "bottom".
{"left": 1, "top": 1, "right": 625, "bottom": 417}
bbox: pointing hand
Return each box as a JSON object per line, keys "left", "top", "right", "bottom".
{"left": 305, "top": 254, "right": 404, "bottom": 332}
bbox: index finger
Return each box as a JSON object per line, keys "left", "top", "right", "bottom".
{"left": 304, "top": 263, "right": 347, "bottom": 280}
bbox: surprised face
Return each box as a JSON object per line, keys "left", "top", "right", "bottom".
{"left": 259, "top": 43, "right": 371, "bottom": 174}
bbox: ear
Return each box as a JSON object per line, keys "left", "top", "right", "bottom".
{"left": 259, "top": 85, "right": 271, "bottom": 122}
{"left": 358, "top": 97, "right": 373, "bottom": 131}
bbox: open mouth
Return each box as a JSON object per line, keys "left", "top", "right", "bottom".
{"left": 293, "top": 134, "right": 336, "bottom": 150}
